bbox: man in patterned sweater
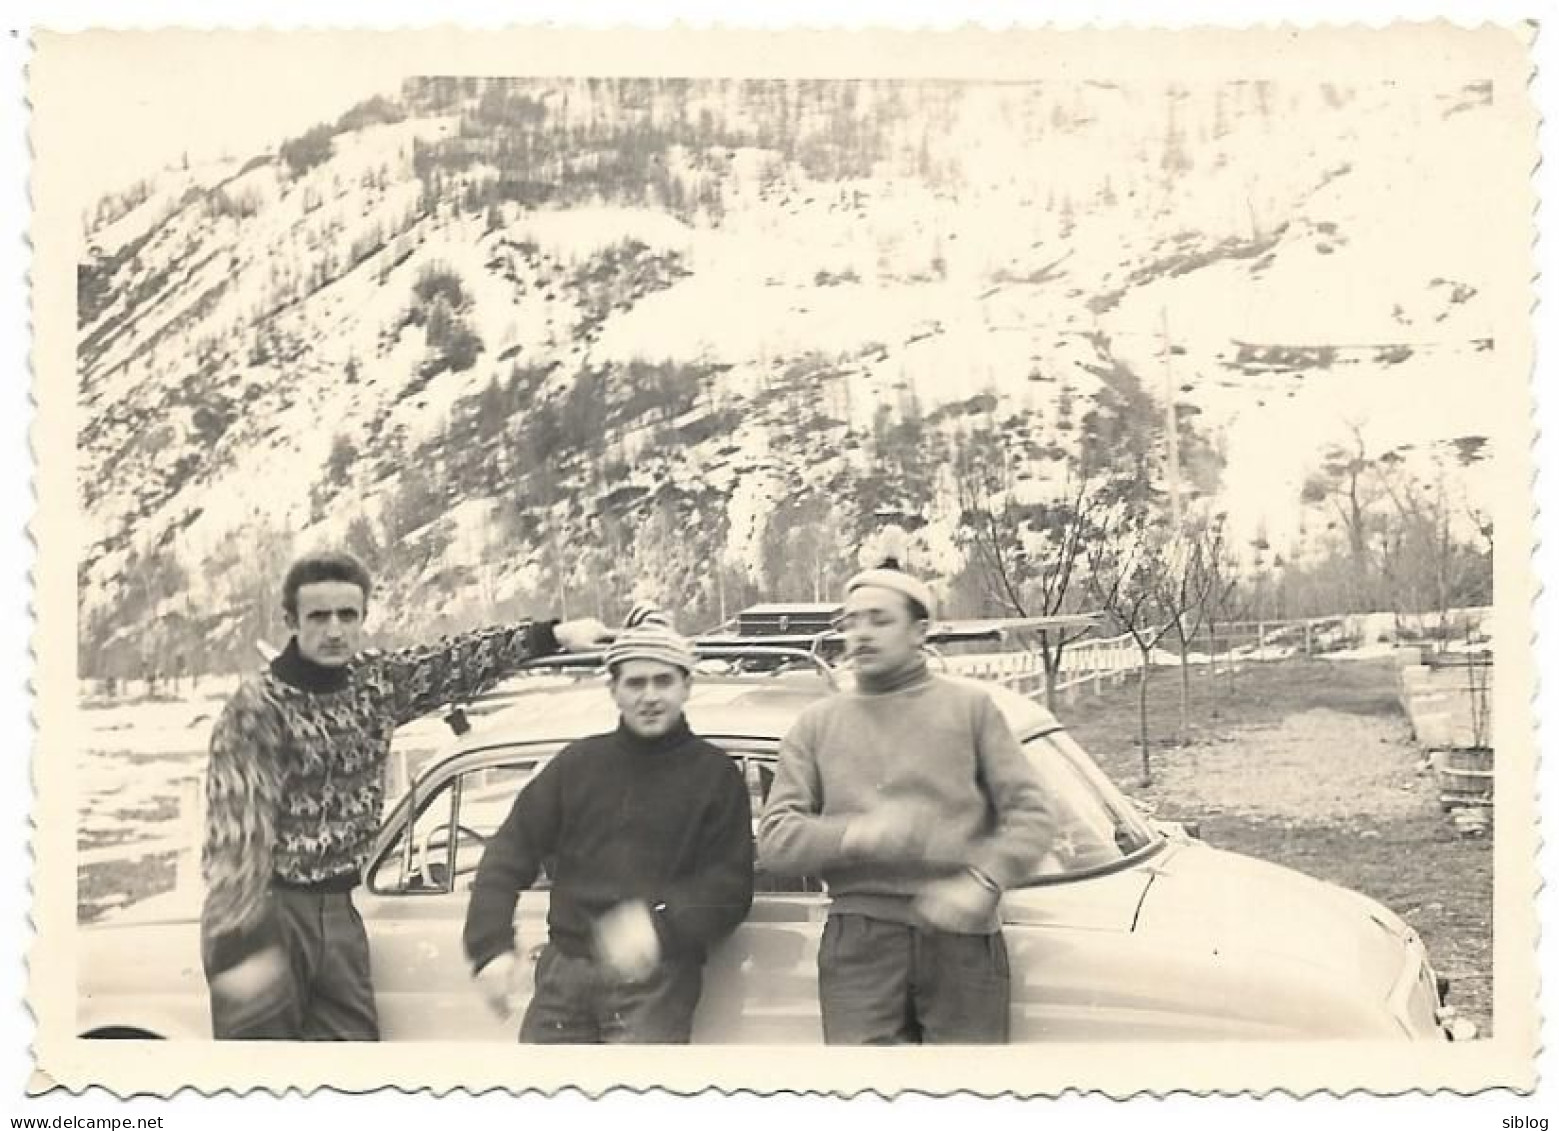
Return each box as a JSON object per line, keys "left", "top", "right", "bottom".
{"left": 200, "top": 550, "right": 607, "bottom": 1040}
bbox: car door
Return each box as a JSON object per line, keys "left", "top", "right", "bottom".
{"left": 358, "top": 756, "right": 551, "bottom": 1041}
{"left": 693, "top": 750, "right": 827, "bottom": 1043}
{"left": 361, "top": 745, "right": 830, "bottom": 1043}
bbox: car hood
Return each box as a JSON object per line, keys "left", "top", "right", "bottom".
{"left": 1133, "top": 841, "right": 1411, "bottom": 991}
{"left": 999, "top": 849, "right": 1160, "bottom": 931}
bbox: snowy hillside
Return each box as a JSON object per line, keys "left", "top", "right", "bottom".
{"left": 75, "top": 77, "right": 1509, "bottom": 676}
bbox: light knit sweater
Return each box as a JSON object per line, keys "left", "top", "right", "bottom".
{"left": 756, "top": 662, "right": 1056, "bottom": 932}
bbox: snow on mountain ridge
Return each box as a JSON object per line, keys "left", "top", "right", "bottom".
{"left": 75, "top": 77, "right": 1510, "bottom": 671}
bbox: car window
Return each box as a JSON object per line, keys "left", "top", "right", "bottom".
{"left": 1020, "top": 729, "right": 1161, "bottom": 883}
{"left": 370, "top": 757, "right": 544, "bottom": 894}
{"left": 451, "top": 763, "right": 545, "bottom": 888}
{"left": 371, "top": 778, "right": 456, "bottom": 894}
{"left": 373, "top": 747, "right": 825, "bottom": 896}
{"left": 735, "top": 752, "right": 825, "bottom": 896}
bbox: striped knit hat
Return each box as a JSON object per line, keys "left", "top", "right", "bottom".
{"left": 605, "top": 603, "right": 696, "bottom": 673}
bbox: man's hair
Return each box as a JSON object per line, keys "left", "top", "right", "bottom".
{"left": 282, "top": 550, "right": 373, "bottom": 617}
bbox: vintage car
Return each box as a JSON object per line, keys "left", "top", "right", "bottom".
{"left": 77, "top": 642, "right": 1475, "bottom": 1042}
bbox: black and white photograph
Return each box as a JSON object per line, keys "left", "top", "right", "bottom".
{"left": 22, "top": 19, "right": 1544, "bottom": 1100}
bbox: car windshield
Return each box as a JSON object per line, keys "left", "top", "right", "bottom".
{"left": 1018, "top": 727, "right": 1161, "bottom": 881}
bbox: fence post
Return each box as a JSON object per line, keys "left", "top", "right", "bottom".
{"left": 1303, "top": 620, "right": 1312, "bottom": 657}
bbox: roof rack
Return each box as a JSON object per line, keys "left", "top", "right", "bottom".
{"left": 433, "top": 615, "right": 1103, "bottom": 729}
{"left": 930, "top": 613, "right": 1103, "bottom": 642}
{"left": 692, "top": 642, "right": 839, "bottom": 688}
{"left": 512, "top": 640, "right": 840, "bottom": 688}
{"left": 697, "top": 612, "right": 1103, "bottom": 650}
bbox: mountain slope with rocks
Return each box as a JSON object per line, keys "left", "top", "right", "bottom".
{"left": 75, "top": 77, "right": 1508, "bottom": 677}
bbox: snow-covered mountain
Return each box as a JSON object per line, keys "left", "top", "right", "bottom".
{"left": 76, "top": 77, "right": 1509, "bottom": 676}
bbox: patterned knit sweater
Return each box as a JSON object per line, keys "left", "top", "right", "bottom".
{"left": 200, "top": 621, "right": 557, "bottom": 974}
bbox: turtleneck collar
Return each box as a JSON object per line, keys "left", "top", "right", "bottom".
{"left": 271, "top": 637, "right": 352, "bottom": 694}
{"left": 615, "top": 714, "right": 695, "bottom": 754}
{"left": 855, "top": 652, "right": 932, "bottom": 695}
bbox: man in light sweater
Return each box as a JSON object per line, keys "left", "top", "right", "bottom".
{"left": 757, "top": 562, "right": 1056, "bottom": 1044}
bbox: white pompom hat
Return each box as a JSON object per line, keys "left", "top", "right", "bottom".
{"left": 845, "top": 566, "right": 936, "bottom": 622}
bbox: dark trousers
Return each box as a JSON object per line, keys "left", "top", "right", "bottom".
{"left": 817, "top": 913, "right": 1011, "bottom": 1044}
{"left": 520, "top": 944, "right": 703, "bottom": 1044}
{"left": 206, "top": 887, "right": 379, "bottom": 1041}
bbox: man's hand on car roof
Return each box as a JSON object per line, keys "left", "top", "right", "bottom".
{"left": 554, "top": 618, "right": 611, "bottom": 653}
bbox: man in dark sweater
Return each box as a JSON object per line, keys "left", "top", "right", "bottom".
{"left": 463, "top": 607, "right": 754, "bottom": 1043}
{"left": 758, "top": 562, "right": 1056, "bottom": 1044}
{"left": 200, "top": 550, "right": 607, "bottom": 1040}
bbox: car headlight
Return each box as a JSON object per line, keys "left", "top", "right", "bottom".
{"left": 1354, "top": 897, "right": 1447, "bottom": 1040}
{"left": 1385, "top": 929, "right": 1477, "bottom": 1040}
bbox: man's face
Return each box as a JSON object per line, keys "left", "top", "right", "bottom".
{"left": 287, "top": 581, "right": 367, "bottom": 668}
{"left": 840, "top": 585, "right": 927, "bottom": 676}
{"left": 610, "top": 658, "right": 692, "bottom": 739}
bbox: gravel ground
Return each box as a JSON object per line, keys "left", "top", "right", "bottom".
{"left": 1063, "top": 656, "right": 1494, "bottom": 1037}
{"left": 1143, "top": 707, "right": 1429, "bottom": 823}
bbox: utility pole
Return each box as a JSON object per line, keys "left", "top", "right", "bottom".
{"left": 1161, "top": 305, "right": 1183, "bottom": 530}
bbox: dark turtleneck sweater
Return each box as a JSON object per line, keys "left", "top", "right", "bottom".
{"left": 201, "top": 622, "right": 559, "bottom": 974}
{"left": 270, "top": 638, "right": 353, "bottom": 693}
{"left": 463, "top": 716, "right": 755, "bottom": 972}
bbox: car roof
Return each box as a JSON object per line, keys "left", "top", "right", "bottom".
{"left": 734, "top": 602, "right": 843, "bottom": 616}
{"left": 449, "top": 668, "right": 1059, "bottom": 754}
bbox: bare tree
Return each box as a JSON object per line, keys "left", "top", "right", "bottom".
{"left": 536, "top": 530, "right": 578, "bottom": 620}
{"left": 954, "top": 434, "right": 1106, "bottom": 712}
{"left": 1299, "top": 422, "right": 1383, "bottom": 611}
{"left": 1372, "top": 447, "right": 1493, "bottom": 648}
{"left": 1195, "top": 519, "right": 1240, "bottom": 702}
{"left": 1088, "top": 509, "right": 1180, "bottom": 785}
{"left": 762, "top": 494, "right": 854, "bottom": 604}
{"left": 1154, "top": 527, "right": 1215, "bottom": 743}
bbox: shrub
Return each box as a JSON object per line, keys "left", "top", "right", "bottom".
{"left": 326, "top": 433, "right": 358, "bottom": 485}
{"left": 383, "top": 464, "right": 446, "bottom": 541}
{"left": 419, "top": 298, "right": 484, "bottom": 378}
{"left": 335, "top": 94, "right": 407, "bottom": 133}
{"left": 440, "top": 323, "right": 484, "bottom": 374}
{"left": 208, "top": 185, "right": 263, "bottom": 221}
{"left": 412, "top": 261, "right": 468, "bottom": 310}
{"left": 279, "top": 123, "right": 336, "bottom": 177}
{"left": 342, "top": 513, "right": 383, "bottom": 572}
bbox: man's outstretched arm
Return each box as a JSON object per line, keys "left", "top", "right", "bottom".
{"left": 374, "top": 617, "right": 607, "bottom": 726}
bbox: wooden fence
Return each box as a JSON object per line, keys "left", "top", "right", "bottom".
{"left": 945, "top": 632, "right": 1139, "bottom": 703}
